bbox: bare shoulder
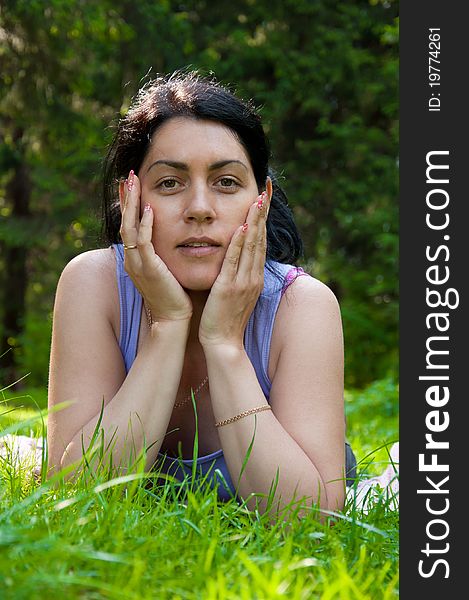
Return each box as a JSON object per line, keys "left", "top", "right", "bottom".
{"left": 57, "top": 248, "right": 117, "bottom": 303}
{"left": 59, "top": 247, "right": 116, "bottom": 288}
{"left": 277, "top": 274, "right": 341, "bottom": 330}
{"left": 268, "top": 274, "right": 342, "bottom": 380}
{"left": 56, "top": 247, "right": 119, "bottom": 337}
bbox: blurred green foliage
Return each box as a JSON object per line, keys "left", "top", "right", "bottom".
{"left": 0, "top": 0, "right": 398, "bottom": 389}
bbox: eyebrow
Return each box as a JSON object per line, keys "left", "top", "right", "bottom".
{"left": 146, "top": 159, "right": 248, "bottom": 174}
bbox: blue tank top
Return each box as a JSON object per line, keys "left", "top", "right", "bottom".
{"left": 112, "top": 243, "right": 308, "bottom": 501}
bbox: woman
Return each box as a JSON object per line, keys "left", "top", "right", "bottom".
{"left": 47, "top": 71, "right": 356, "bottom": 515}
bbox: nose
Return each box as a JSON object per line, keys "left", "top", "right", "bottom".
{"left": 183, "top": 183, "right": 216, "bottom": 224}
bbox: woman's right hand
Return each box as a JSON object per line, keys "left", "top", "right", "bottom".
{"left": 119, "top": 171, "right": 193, "bottom": 322}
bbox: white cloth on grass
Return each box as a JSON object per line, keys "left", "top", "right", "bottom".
{"left": 0, "top": 434, "right": 44, "bottom": 480}
{"left": 346, "top": 442, "right": 399, "bottom": 514}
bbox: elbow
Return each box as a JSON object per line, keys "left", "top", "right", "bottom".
{"left": 46, "top": 441, "right": 81, "bottom": 482}
{"left": 46, "top": 442, "right": 64, "bottom": 478}
{"left": 235, "top": 466, "right": 343, "bottom": 521}
{"left": 267, "top": 484, "right": 345, "bottom": 524}
{"left": 241, "top": 482, "right": 330, "bottom": 522}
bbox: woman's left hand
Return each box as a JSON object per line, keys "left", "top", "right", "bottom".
{"left": 199, "top": 182, "right": 272, "bottom": 349}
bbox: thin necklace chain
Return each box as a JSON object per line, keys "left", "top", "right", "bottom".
{"left": 174, "top": 375, "right": 209, "bottom": 409}
{"left": 144, "top": 303, "right": 209, "bottom": 410}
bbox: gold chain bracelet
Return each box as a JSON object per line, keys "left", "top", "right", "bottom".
{"left": 144, "top": 304, "right": 154, "bottom": 328}
{"left": 215, "top": 405, "right": 271, "bottom": 428}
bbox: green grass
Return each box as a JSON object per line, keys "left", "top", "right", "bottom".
{"left": 0, "top": 379, "right": 399, "bottom": 599}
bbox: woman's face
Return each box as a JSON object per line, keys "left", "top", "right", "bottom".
{"left": 138, "top": 117, "right": 260, "bottom": 291}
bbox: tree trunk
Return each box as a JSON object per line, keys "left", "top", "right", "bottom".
{"left": 0, "top": 128, "right": 30, "bottom": 388}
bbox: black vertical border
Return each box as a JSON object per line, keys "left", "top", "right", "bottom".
{"left": 401, "top": 2, "right": 467, "bottom": 596}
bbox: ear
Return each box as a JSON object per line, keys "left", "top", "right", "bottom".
{"left": 265, "top": 176, "right": 273, "bottom": 201}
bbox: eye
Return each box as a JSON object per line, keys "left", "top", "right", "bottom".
{"left": 217, "top": 177, "right": 239, "bottom": 189}
{"left": 158, "top": 178, "right": 180, "bottom": 190}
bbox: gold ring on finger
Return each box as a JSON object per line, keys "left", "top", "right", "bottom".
{"left": 123, "top": 244, "right": 138, "bottom": 250}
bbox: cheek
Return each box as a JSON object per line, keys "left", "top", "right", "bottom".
{"left": 152, "top": 228, "right": 172, "bottom": 257}
{"left": 229, "top": 202, "right": 252, "bottom": 228}
{"left": 148, "top": 205, "right": 177, "bottom": 243}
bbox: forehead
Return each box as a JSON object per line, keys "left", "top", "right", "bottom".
{"left": 142, "top": 117, "right": 251, "bottom": 167}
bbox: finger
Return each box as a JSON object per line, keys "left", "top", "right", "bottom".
{"left": 237, "top": 191, "right": 267, "bottom": 276}
{"left": 120, "top": 170, "right": 140, "bottom": 245}
{"left": 218, "top": 223, "right": 247, "bottom": 282}
{"left": 252, "top": 217, "right": 267, "bottom": 278}
{"left": 119, "top": 171, "right": 134, "bottom": 217}
{"left": 252, "top": 190, "right": 270, "bottom": 276}
{"left": 121, "top": 173, "right": 144, "bottom": 271}
{"left": 137, "top": 203, "right": 158, "bottom": 268}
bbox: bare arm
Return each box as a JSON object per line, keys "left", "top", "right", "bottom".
{"left": 47, "top": 250, "right": 191, "bottom": 477}
{"left": 204, "top": 277, "right": 345, "bottom": 516}
{"left": 48, "top": 173, "right": 195, "bottom": 477}
{"left": 198, "top": 185, "right": 345, "bottom": 516}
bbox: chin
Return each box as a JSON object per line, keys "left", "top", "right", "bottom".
{"left": 180, "top": 277, "right": 216, "bottom": 292}
{"left": 172, "top": 265, "right": 220, "bottom": 292}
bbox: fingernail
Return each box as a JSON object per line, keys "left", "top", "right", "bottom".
{"left": 242, "top": 222, "right": 248, "bottom": 233}
{"left": 128, "top": 169, "right": 135, "bottom": 191}
{"left": 257, "top": 191, "right": 267, "bottom": 210}
{"left": 144, "top": 203, "right": 151, "bottom": 212}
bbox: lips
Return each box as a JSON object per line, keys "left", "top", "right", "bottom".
{"left": 177, "top": 236, "right": 221, "bottom": 248}
{"left": 176, "top": 237, "right": 222, "bottom": 258}
{"left": 179, "top": 242, "right": 214, "bottom": 247}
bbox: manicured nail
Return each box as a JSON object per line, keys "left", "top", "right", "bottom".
{"left": 257, "top": 191, "right": 267, "bottom": 210}
{"left": 127, "top": 169, "right": 135, "bottom": 191}
{"left": 144, "top": 203, "right": 151, "bottom": 212}
{"left": 242, "top": 222, "right": 249, "bottom": 233}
